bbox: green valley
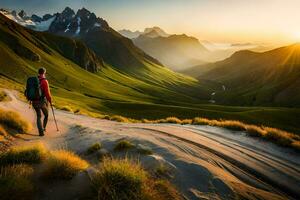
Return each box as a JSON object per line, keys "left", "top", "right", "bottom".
{"left": 1, "top": 12, "right": 300, "bottom": 134}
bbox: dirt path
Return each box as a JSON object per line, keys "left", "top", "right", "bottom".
{"left": 1, "top": 89, "right": 299, "bottom": 200}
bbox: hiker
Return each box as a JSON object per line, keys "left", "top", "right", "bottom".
{"left": 25, "top": 67, "right": 52, "bottom": 136}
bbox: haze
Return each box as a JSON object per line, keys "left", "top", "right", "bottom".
{"left": 1, "top": 0, "right": 300, "bottom": 45}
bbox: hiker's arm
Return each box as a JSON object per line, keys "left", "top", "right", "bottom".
{"left": 42, "top": 80, "right": 52, "bottom": 103}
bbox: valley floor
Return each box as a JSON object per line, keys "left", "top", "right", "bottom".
{"left": 1, "top": 90, "right": 299, "bottom": 200}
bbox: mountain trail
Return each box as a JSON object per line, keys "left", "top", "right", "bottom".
{"left": 1, "top": 89, "right": 299, "bottom": 200}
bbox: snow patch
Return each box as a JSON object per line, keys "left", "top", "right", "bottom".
{"left": 94, "top": 22, "right": 101, "bottom": 28}
{"left": 34, "top": 16, "right": 56, "bottom": 31}
{"left": 64, "top": 22, "right": 71, "bottom": 32}
{"left": 1, "top": 10, "right": 55, "bottom": 31}
{"left": 75, "top": 17, "right": 81, "bottom": 34}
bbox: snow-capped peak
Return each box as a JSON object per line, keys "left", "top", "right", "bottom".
{"left": 0, "top": 9, "right": 55, "bottom": 31}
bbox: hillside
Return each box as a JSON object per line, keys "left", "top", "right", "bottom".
{"left": 0, "top": 12, "right": 215, "bottom": 115}
{"left": 133, "top": 34, "right": 208, "bottom": 71}
{"left": 185, "top": 44, "right": 300, "bottom": 107}
{"left": 1, "top": 11, "right": 300, "bottom": 134}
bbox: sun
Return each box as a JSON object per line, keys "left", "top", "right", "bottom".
{"left": 292, "top": 31, "right": 300, "bottom": 41}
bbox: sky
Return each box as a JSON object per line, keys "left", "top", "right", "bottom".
{"left": 1, "top": 0, "right": 300, "bottom": 45}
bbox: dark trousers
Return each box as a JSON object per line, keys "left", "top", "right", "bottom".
{"left": 33, "top": 102, "right": 49, "bottom": 134}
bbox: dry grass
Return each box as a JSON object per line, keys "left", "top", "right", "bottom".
{"left": 263, "top": 127, "right": 294, "bottom": 146}
{"left": 0, "top": 90, "right": 10, "bottom": 102}
{"left": 0, "top": 108, "right": 32, "bottom": 134}
{"left": 42, "top": 150, "right": 89, "bottom": 179}
{"left": 110, "top": 115, "right": 130, "bottom": 123}
{"left": 87, "top": 142, "right": 102, "bottom": 154}
{"left": 245, "top": 125, "right": 267, "bottom": 137}
{"left": 92, "top": 157, "right": 182, "bottom": 200}
{"left": 0, "top": 143, "right": 47, "bottom": 166}
{"left": 114, "top": 140, "right": 135, "bottom": 151}
{"left": 165, "top": 117, "right": 182, "bottom": 124}
{"left": 93, "top": 157, "right": 147, "bottom": 200}
{"left": 0, "top": 164, "right": 34, "bottom": 200}
{"left": 181, "top": 119, "right": 192, "bottom": 125}
{"left": 100, "top": 115, "right": 300, "bottom": 151}
{"left": 60, "top": 105, "right": 73, "bottom": 113}
{"left": 291, "top": 141, "right": 300, "bottom": 151}
{"left": 0, "top": 125, "right": 9, "bottom": 140}
{"left": 145, "top": 180, "right": 182, "bottom": 200}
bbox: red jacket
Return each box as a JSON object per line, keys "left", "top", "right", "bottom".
{"left": 34, "top": 74, "right": 52, "bottom": 104}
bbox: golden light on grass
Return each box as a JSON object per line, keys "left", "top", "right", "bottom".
{"left": 0, "top": 164, "right": 34, "bottom": 200}
{"left": 114, "top": 140, "right": 135, "bottom": 151}
{"left": 87, "top": 142, "right": 102, "bottom": 154}
{"left": 92, "top": 157, "right": 182, "bottom": 200}
{"left": 42, "top": 150, "right": 89, "bottom": 179}
{"left": 93, "top": 157, "right": 147, "bottom": 200}
{"left": 0, "top": 108, "right": 32, "bottom": 134}
{"left": 0, "top": 143, "right": 47, "bottom": 166}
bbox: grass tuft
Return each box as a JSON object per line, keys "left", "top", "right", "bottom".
{"left": 245, "top": 125, "right": 267, "bottom": 137}
{"left": 0, "top": 125, "right": 9, "bottom": 140}
{"left": 87, "top": 142, "right": 102, "bottom": 154}
{"left": 114, "top": 140, "right": 135, "bottom": 151}
{"left": 0, "top": 143, "right": 47, "bottom": 166}
{"left": 110, "top": 115, "right": 130, "bottom": 123}
{"left": 263, "top": 127, "right": 293, "bottom": 146}
{"left": 0, "top": 164, "right": 34, "bottom": 200}
{"left": 146, "top": 180, "right": 182, "bottom": 200}
{"left": 291, "top": 141, "right": 300, "bottom": 151}
{"left": 60, "top": 106, "right": 73, "bottom": 113}
{"left": 0, "top": 108, "right": 32, "bottom": 134}
{"left": 42, "top": 150, "right": 89, "bottom": 180}
{"left": 93, "top": 157, "right": 147, "bottom": 200}
{"left": 165, "top": 117, "right": 182, "bottom": 124}
{"left": 92, "top": 157, "right": 182, "bottom": 200}
{"left": 181, "top": 119, "right": 192, "bottom": 125}
{"left": 0, "top": 90, "right": 10, "bottom": 102}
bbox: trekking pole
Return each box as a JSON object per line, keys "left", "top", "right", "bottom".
{"left": 50, "top": 103, "right": 59, "bottom": 132}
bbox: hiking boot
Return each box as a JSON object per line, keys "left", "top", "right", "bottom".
{"left": 39, "top": 132, "right": 44, "bottom": 136}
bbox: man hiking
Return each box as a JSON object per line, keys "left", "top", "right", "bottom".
{"left": 25, "top": 67, "right": 52, "bottom": 136}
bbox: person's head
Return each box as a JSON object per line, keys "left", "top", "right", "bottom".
{"left": 38, "top": 67, "right": 46, "bottom": 75}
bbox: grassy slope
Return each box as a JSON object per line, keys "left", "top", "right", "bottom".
{"left": 0, "top": 14, "right": 300, "bottom": 134}
{"left": 186, "top": 45, "right": 300, "bottom": 107}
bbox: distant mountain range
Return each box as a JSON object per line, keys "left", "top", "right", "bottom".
{"left": 0, "top": 7, "right": 164, "bottom": 71}
{"left": 183, "top": 44, "right": 300, "bottom": 106}
{"left": 1, "top": 7, "right": 299, "bottom": 108}
{"left": 0, "top": 7, "right": 212, "bottom": 115}
{"left": 119, "top": 27, "right": 209, "bottom": 71}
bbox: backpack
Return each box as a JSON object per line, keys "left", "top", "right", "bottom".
{"left": 25, "top": 77, "right": 42, "bottom": 101}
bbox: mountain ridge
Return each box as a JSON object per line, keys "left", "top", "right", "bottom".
{"left": 183, "top": 44, "right": 300, "bottom": 107}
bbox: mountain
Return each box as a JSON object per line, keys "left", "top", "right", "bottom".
{"left": 1, "top": 11, "right": 300, "bottom": 133}
{"left": 133, "top": 33, "right": 209, "bottom": 71}
{"left": 47, "top": 7, "right": 164, "bottom": 73}
{"left": 118, "top": 26, "right": 169, "bottom": 39}
{"left": 0, "top": 11, "right": 215, "bottom": 118}
{"left": 118, "top": 29, "right": 142, "bottom": 39}
{"left": 143, "top": 26, "right": 169, "bottom": 37}
{"left": 184, "top": 44, "right": 300, "bottom": 107}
